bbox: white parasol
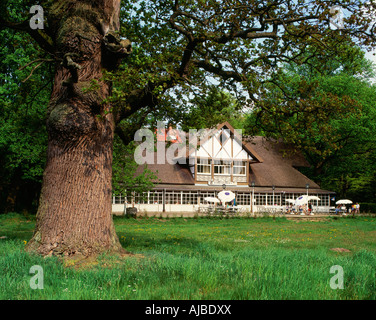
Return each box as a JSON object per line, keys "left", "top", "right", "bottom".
{"left": 295, "top": 195, "right": 320, "bottom": 205}
{"left": 336, "top": 199, "right": 353, "bottom": 205}
{"left": 217, "top": 190, "right": 236, "bottom": 203}
{"left": 204, "top": 197, "right": 220, "bottom": 203}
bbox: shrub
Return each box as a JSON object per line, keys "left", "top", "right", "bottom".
{"left": 359, "top": 203, "right": 376, "bottom": 213}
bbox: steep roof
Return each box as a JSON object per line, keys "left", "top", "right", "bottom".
{"left": 213, "top": 122, "right": 264, "bottom": 163}
{"left": 247, "top": 136, "right": 319, "bottom": 189}
{"left": 173, "top": 121, "right": 264, "bottom": 163}
{"left": 135, "top": 154, "right": 195, "bottom": 185}
{"left": 134, "top": 124, "right": 320, "bottom": 189}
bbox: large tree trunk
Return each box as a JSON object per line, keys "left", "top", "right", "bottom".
{"left": 26, "top": 0, "right": 131, "bottom": 257}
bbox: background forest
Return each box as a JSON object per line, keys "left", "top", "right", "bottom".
{"left": 1, "top": 0, "right": 376, "bottom": 214}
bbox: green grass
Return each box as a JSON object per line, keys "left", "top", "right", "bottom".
{"left": 1, "top": 213, "right": 376, "bottom": 299}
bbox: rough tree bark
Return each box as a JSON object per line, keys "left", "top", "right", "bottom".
{"left": 26, "top": 0, "right": 131, "bottom": 257}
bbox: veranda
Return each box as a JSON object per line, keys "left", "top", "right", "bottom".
{"left": 112, "top": 189, "right": 332, "bottom": 215}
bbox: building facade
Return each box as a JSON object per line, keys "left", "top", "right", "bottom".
{"left": 112, "top": 122, "right": 334, "bottom": 214}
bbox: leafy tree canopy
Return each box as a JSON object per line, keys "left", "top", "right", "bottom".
{"left": 109, "top": 0, "right": 376, "bottom": 139}
{"left": 0, "top": 3, "right": 51, "bottom": 212}
{"left": 244, "top": 45, "right": 376, "bottom": 202}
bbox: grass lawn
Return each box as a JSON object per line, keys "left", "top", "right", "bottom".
{"left": 0, "top": 213, "right": 375, "bottom": 300}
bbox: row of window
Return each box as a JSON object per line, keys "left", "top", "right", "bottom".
{"left": 113, "top": 191, "right": 330, "bottom": 206}
{"left": 197, "top": 159, "right": 247, "bottom": 176}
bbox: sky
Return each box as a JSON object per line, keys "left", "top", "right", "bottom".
{"left": 365, "top": 49, "right": 376, "bottom": 65}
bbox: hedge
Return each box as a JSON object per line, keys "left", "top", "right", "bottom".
{"left": 359, "top": 203, "right": 376, "bottom": 213}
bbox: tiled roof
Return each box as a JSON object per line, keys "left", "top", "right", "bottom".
{"left": 247, "top": 136, "right": 320, "bottom": 189}
{"left": 134, "top": 123, "right": 321, "bottom": 190}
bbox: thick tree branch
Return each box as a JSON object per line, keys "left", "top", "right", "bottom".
{"left": 115, "top": 108, "right": 154, "bottom": 146}
{"left": 192, "top": 59, "right": 244, "bottom": 82}
{"left": 115, "top": 76, "right": 175, "bottom": 124}
{"left": 213, "top": 22, "right": 279, "bottom": 43}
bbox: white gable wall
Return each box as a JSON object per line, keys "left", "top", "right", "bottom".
{"left": 190, "top": 127, "right": 253, "bottom": 185}
{"left": 191, "top": 128, "right": 252, "bottom": 161}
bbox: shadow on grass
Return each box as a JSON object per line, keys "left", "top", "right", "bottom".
{"left": 117, "top": 230, "right": 213, "bottom": 255}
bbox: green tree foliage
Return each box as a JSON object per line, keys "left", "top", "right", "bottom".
{"left": 245, "top": 47, "right": 376, "bottom": 202}
{"left": 313, "top": 76, "right": 376, "bottom": 202}
{"left": 112, "top": 135, "right": 158, "bottom": 198}
{"left": 0, "top": 25, "right": 51, "bottom": 213}
{"left": 178, "top": 85, "right": 245, "bottom": 131}
{"left": 109, "top": 0, "right": 376, "bottom": 138}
